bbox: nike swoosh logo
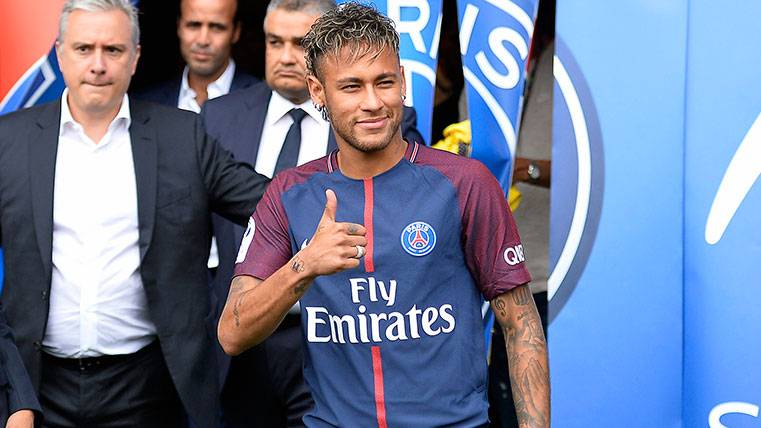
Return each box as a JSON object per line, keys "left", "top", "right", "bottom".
{"left": 705, "top": 112, "right": 761, "bottom": 244}
{"left": 301, "top": 238, "right": 309, "bottom": 250}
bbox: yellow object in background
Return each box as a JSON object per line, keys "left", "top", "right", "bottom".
{"left": 432, "top": 120, "right": 522, "bottom": 211}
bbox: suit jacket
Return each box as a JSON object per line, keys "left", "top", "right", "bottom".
{"left": 133, "top": 68, "right": 259, "bottom": 108}
{"left": 0, "top": 99, "right": 269, "bottom": 428}
{"left": 0, "top": 303, "right": 41, "bottom": 427}
{"left": 200, "top": 81, "right": 424, "bottom": 386}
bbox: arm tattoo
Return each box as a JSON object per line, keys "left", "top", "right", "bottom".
{"left": 229, "top": 277, "right": 252, "bottom": 328}
{"left": 291, "top": 256, "right": 305, "bottom": 273}
{"left": 494, "top": 297, "right": 507, "bottom": 318}
{"left": 511, "top": 285, "right": 532, "bottom": 306}
{"left": 294, "top": 281, "right": 309, "bottom": 295}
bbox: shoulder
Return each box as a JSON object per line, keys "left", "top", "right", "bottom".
{"left": 131, "top": 77, "right": 181, "bottom": 106}
{"left": 268, "top": 156, "right": 331, "bottom": 196}
{"left": 414, "top": 144, "right": 496, "bottom": 184}
{"left": 231, "top": 70, "right": 260, "bottom": 91}
{"left": 130, "top": 98, "right": 197, "bottom": 124}
{"left": 0, "top": 101, "right": 55, "bottom": 127}
{"left": 204, "top": 81, "right": 271, "bottom": 114}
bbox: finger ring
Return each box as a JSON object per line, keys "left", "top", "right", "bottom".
{"left": 353, "top": 245, "right": 366, "bottom": 259}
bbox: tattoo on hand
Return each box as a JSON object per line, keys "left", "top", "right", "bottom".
{"left": 347, "top": 224, "right": 358, "bottom": 234}
{"left": 291, "top": 256, "right": 305, "bottom": 273}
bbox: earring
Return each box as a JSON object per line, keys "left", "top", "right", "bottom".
{"left": 401, "top": 94, "right": 406, "bottom": 102}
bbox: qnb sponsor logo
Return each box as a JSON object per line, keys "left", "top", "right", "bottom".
{"left": 503, "top": 244, "right": 525, "bottom": 266}
{"left": 705, "top": 112, "right": 761, "bottom": 245}
{"left": 305, "top": 276, "right": 456, "bottom": 344}
{"left": 708, "top": 401, "right": 759, "bottom": 428}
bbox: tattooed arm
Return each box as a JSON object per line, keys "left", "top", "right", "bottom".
{"left": 491, "top": 284, "right": 550, "bottom": 428}
{"left": 218, "top": 189, "right": 366, "bottom": 355}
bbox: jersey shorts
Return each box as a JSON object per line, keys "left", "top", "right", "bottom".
{"left": 235, "top": 142, "right": 531, "bottom": 427}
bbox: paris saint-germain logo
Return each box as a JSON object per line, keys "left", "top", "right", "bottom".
{"left": 400, "top": 221, "right": 437, "bottom": 256}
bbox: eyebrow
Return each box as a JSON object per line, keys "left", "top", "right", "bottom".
{"left": 264, "top": 33, "right": 303, "bottom": 44}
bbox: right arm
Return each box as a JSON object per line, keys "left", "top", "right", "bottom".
{"left": 218, "top": 189, "right": 366, "bottom": 355}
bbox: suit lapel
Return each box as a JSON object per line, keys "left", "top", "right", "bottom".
{"left": 29, "top": 101, "right": 62, "bottom": 279}
{"left": 240, "top": 87, "right": 272, "bottom": 164}
{"left": 129, "top": 100, "right": 158, "bottom": 261}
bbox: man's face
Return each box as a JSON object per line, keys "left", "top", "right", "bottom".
{"left": 56, "top": 9, "right": 140, "bottom": 118}
{"left": 307, "top": 47, "right": 405, "bottom": 153}
{"left": 263, "top": 9, "right": 319, "bottom": 103}
{"left": 177, "top": 0, "right": 240, "bottom": 79}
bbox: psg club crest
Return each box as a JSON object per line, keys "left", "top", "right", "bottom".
{"left": 400, "top": 221, "right": 437, "bottom": 257}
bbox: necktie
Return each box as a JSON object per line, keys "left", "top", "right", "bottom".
{"left": 274, "top": 108, "right": 308, "bottom": 175}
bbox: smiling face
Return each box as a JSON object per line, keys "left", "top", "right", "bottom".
{"left": 56, "top": 8, "right": 140, "bottom": 120}
{"left": 263, "top": 8, "right": 319, "bottom": 104}
{"left": 177, "top": 0, "right": 239, "bottom": 80}
{"left": 307, "top": 45, "right": 405, "bottom": 154}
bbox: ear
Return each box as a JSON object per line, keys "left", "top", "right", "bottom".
{"left": 306, "top": 74, "right": 326, "bottom": 109}
{"left": 130, "top": 44, "right": 142, "bottom": 76}
{"left": 55, "top": 41, "right": 63, "bottom": 65}
{"left": 399, "top": 64, "right": 407, "bottom": 104}
{"left": 232, "top": 22, "right": 241, "bottom": 44}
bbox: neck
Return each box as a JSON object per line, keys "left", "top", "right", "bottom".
{"left": 67, "top": 96, "right": 121, "bottom": 143}
{"left": 188, "top": 61, "right": 229, "bottom": 106}
{"left": 337, "top": 136, "right": 407, "bottom": 179}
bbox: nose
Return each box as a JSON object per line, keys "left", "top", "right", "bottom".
{"left": 359, "top": 87, "right": 384, "bottom": 112}
{"left": 280, "top": 43, "right": 297, "bottom": 65}
{"left": 90, "top": 49, "right": 106, "bottom": 75}
{"left": 197, "top": 25, "right": 211, "bottom": 46}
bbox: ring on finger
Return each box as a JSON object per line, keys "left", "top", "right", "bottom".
{"left": 353, "top": 245, "right": 366, "bottom": 259}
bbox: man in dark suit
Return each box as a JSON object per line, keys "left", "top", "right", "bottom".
{"left": 201, "top": 1, "right": 423, "bottom": 426}
{"left": 0, "top": 305, "right": 40, "bottom": 428}
{"left": 136, "top": 0, "right": 258, "bottom": 112}
{"left": 0, "top": 1, "right": 268, "bottom": 427}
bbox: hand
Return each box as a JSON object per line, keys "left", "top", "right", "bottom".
{"left": 299, "top": 189, "right": 367, "bottom": 277}
{"left": 6, "top": 409, "right": 34, "bottom": 428}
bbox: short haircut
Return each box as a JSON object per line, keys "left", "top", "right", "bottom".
{"left": 302, "top": 2, "right": 399, "bottom": 81}
{"left": 58, "top": 0, "right": 140, "bottom": 49}
{"left": 265, "top": 0, "right": 336, "bottom": 17}
{"left": 179, "top": 0, "right": 242, "bottom": 26}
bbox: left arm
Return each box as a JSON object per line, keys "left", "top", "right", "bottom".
{"left": 491, "top": 284, "right": 550, "bottom": 428}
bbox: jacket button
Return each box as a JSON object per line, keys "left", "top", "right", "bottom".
{"left": 41, "top": 290, "right": 48, "bottom": 300}
{"left": 33, "top": 341, "right": 41, "bottom": 351}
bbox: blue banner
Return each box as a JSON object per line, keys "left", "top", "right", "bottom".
{"left": 338, "top": 0, "right": 442, "bottom": 145}
{"left": 456, "top": 0, "right": 538, "bottom": 191}
{"left": 549, "top": 1, "right": 686, "bottom": 426}
{"left": 683, "top": 2, "right": 761, "bottom": 427}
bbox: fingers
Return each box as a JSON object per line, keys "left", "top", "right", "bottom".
{"left": 320, "top": 189, "right": 337, "bottom": 223}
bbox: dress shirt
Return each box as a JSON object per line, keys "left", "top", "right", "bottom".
{"left": 178, "top": 60, "right": 236, "bottom": 114}
{"left": 255, "top": 91, "right": 330, "bottom": 179}
{"left": 44, "top": 90, "right": 157, "bottom": 358}
{"left": 178, "top": 61, "right": 236, "bottom": 267}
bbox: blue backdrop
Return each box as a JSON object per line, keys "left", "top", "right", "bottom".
{"left": 551, "top": 1, "right": 761, "bottom": 426}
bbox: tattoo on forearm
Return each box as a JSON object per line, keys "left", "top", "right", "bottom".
{"left": 511, "top": 285, "right": 532, "bottom": 306}
{"left": 294, "top": 281, "right": 309, "bottom": 295}
{"left": 495, "top": 297, "right": 507, "bottom": 318}
{"left": 291, "top": 256, "right": 305, "bottom": 273}
{"left": 505, "top": 298, "right": 550, "bottom": 428}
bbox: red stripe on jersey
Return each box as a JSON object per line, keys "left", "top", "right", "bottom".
{"left": 371, "top": 346, "right": 388, "bottom": 428}
{"left": 363, "top": 178, "right": 375, "bottom": 272}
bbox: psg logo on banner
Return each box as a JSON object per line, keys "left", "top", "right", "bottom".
{"left": 400, "top": 221, "right": 437, "bottom": 256}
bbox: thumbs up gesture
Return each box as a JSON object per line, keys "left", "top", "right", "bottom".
{"left": 298, "top": 189, "right": 367, "bottom": 277}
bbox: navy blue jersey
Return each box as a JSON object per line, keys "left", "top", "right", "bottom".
{"left": 235, "top": 142, "right": 531, "bottom": 427}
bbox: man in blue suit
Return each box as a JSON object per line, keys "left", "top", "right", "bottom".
{"left": 136, "top": 0, "right": 258, "bottom": 112}
{"left": 201, "top": 1, "right": 423, "bottom": 426}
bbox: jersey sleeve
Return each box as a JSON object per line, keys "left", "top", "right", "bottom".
{"left": 233, "top": 176, "right": 292, "bottom": 280}
{"left": 459, "top": 162, "right": 532, "bottom": 300}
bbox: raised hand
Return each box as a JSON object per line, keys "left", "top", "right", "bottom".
{"left": 297, "top": 189, "right": 367, "bottom": 277}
